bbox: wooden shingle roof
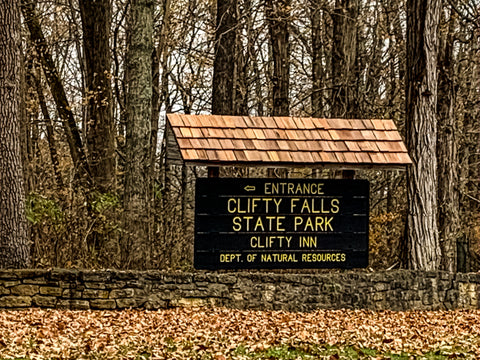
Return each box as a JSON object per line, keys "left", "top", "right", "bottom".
{"left": 166, "top": 114, "right": 412, "bottom": 169}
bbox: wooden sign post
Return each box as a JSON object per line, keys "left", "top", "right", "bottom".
{"left": 194, "top": 178, "right": 369, "bottom": 269}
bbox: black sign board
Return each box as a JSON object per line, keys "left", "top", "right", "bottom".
{"left": 194, "top": 178, "right": 369, "bottom": 269}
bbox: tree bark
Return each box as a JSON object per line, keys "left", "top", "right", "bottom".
{"left": 0, "top": 0, "right": 31, "bottom": 268}
{"left": 266, "top": 0, "right": 290, "bottom": 116}
{"left": 437, "top": 6, "right": 459, "bottom": 272}
{"left": 405, "top": 0, "right": 441, "bottom": 270}
{"left": 212, "top": 0, "right": 237, "bottom": 115}
{"left": 331, "top": 0, "right": 358, "bottom": 118}
{"left": 310, "top": 0, "right": 326, "bottom": 118}
{"left": 79, "top": 0, "right": 115, "bottom": 191}
{"left": 122, "top": 0, "right": 154, "bottom": 269}
{"left": 32, "top": 68, "right": 64, "bottom": 189}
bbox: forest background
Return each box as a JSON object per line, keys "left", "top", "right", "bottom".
{"left": 1, "top": 0, "right": 479, "bottom": 273}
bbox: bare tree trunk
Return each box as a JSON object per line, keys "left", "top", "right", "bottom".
{"left": 310, "top": 0, "right": 326, "bottom": 118}
{"left": 152, "top": 0, "right": 171, "bottom": 179}
{"left": 79, "top": 0, "right": 115, "bottom": 191}
{"left": 122, "top": 0, "right": 154, "bottom": 269}
{"left": 331, "top": 0, "right": 358, "bottom": 118}
{"left": 32, "top": 68, "right": 64, "bottom": 189}
{"left": 212, "top": 0, "right": 237, "bottom": 115}
{"left": 437, "top": 6, "right": 459, "bottom": 272}
{"left": 405, "top": 0, "right": 441, "bottom": 270}
{"left": 0, "top": 0, "right": 30, "bottom": 268}
{"left": 266, "top": 0, "right": 290, "bottom": 116}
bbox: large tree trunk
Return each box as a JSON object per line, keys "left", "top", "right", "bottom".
{"left": 437, "top": 6, "right": 459, "bottom": 272}
{"left": 122, "top": 0, "right": 154, "bottom": 269}
{"left": 331, "top": 0, "right": 358, "bottom": 118}
{"left": 266, "top": 0, "right": 290, "bottom": 116}
{"left": 0, "top": 0, "right": 30, "bottom": 268}
{"left": 310, "top": 0, "right": 326, "bottom": 118}
{"left": 79, "top": 0, "right": 115, "bottom": 191}
{"left": 212, "top": 0, "right": 237, "bottom": 115}
{"left": 405, "top": 0, "right": 441, "bottom": 270}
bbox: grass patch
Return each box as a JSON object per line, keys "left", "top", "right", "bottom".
{"left": 233, "top": 343, "right": 473, "bottom": 359}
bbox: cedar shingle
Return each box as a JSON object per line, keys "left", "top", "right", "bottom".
{"left": 261, "top": 116, "right": 277, "bottom": 128}
{"left": 169, "top": 114, "right": 184, "bottom": 126}
{"left": 267, "top": 151, "right": 281, "bottom": 162}
{"left": 345, "top": 141, "right": 361, "bottom": 152}
{"left": 343, "top": 152, "right": 357, "bottom": 163}
{"left": 234, "top": 150, "right": 248, "bottom": 161}
{"left": 244, "top": 139, "right": 256, "bottom": 150}
{"left": 253, "top": 128, "right": 266, "bottom": 139}
{"left": 302, "top": 117, "right": 316, "bottom": 129}
{"left": 244, "top": 116, "right": 257, "bottom": 128}
{"left": 361, "top": 119, "right": 375, "bottom": 130}
{"left": 166, "top": 114, "right": 411, "bottom": 167}
{"left": 197, "top": 149, "right": 208, "bottom": 160}
{"left": 223, "top": 116, "right": 242, "bottom": 128}
{"left": 355, "top": 152, "right": 372, "bottom": 163}
{"left": 277, "top": 151, "right": 293, "bottom": 162}
{"left": 360, "top": 130, "right": 377, "bottom": 140}
{"left": 180, "top": 127, "right": 193, "bottom": 137}
{"left": 222, "top": 150, "right": 237, "bottom": 161}
{"left": 371, "top": 119, "right": 386, "bottom": 130}
{"left": 191, "top": 128, "right": 203, "bottom": 138}
{"left": 177, "top": 138, "right": 192, "bottom": 148}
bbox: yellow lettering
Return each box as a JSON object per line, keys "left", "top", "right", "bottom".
{"left": 324, "top": 217, "right": 333, "bottom": 231}
{"left": 331, "top": 198, "right": 340, "bottom": 214}
{"left": 288, "top": 183, "right": 294, "bottom": 193}
{"left": 290, "top": 198, "right": 300, "bottom": 212}
{"left": 254, "top": 217, "right": 265, "bottom": 231}
{"left": 227, "top": 198, "right": 236, "bottom": 213}
{"left": 265, "top": 183, "right": 272, "bottom": 194}
{"left": 232, "top": 217, "right": 242, "bottom": 231}
{"left": 301, "top": 199, "right": 311, "bottom": 213}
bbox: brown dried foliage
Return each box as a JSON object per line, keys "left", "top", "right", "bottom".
{"left": 0, "top": 308, "right": 479, "bottom": 358}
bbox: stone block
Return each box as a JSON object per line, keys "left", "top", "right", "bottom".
{"left": 33, "top": 295, "right": 57, "bottom": 308}
{"left": 114, "top": 271, "right": 141, "bottom": 281}
{"left": 217, "top": 274, "right": 236, "bottom": 285}
{"left": 1, "top": 281, "right": 20, "bottom": 288}
{"left": 90, "top": 299, "right": 117, "bottom": 310}
{"left": 62, "top": 289, "right": 83, "bottom": 299}
{"left": 58, "top": 299, "right": 90, "bottom": 310}
{"left": 0, "top": 270, "right": 17, "bottom": 280}
{"left": 374, "top": 282, "right": 388, "bottom": 291}
{"left": 23, "top": 278, "right": 47, "bottom": 285}
{"left": 40, "top": 287, "right": 63, "bottom": 297}
{"left": 50, "top": 268, "right": 79, "bottom": 281}
{"left": 116, "top": 297, "right": 144, "bottom": 308}
{"left": 83, "top": 289, "right": 109, "bottom": 299}
{"left": 0, "top": 286, "right": 10, "bottom": 295}
{"left": 169, "top": 297, "right": 211, "bottom": 308}
{"left": 145, "top": 294, "right": 168, "bottom": 310}
{"left": 0, "top": 296, "right": 31, "bottom": 307}
{"left": 110, "top": 288, "right": 135, "bottom": 299}
{"left": 11, "top": 285, "right": 39, "bottom": 296}
{"left": 81, "top": 271, "right": 111, "bottom": 283}
{"left": 16, "top": 269, "right": 48, "bottom": 278}
{"left": 83, "top": 282, "right": 107, "bottom": 290}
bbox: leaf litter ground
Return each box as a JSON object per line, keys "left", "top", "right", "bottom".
{"left": 0, "top": 308, "right": 479, "bottom": 359}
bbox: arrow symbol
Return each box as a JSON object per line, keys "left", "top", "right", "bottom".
{"left": 244, "top": 185, "right": 256, "bottom": 192}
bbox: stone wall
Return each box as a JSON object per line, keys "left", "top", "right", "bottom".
{"left": 0, "top": 269, "right": 479, "bottom": 311}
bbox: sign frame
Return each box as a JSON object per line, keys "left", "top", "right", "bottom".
{"left": 194, "top": 178, "right": 369, "bottom": 270}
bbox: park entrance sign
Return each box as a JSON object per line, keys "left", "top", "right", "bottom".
{"left": 194, "top": 178, "right": 369, "bottom": 269}
{"left": 166, "top": 114, "right": 411, "bottom": 270}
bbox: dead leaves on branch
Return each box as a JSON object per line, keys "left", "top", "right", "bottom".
{"left": 0, "top": 308, "right": 479, "bottom": 359}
